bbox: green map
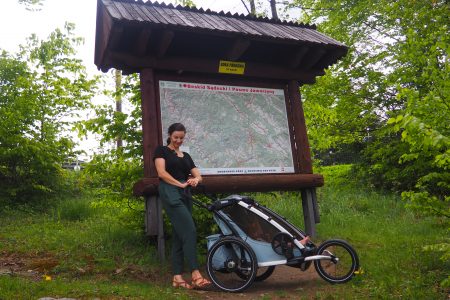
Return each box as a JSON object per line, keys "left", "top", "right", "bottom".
{"left": 159, "top": 81, "right": 295, "bottom": 175}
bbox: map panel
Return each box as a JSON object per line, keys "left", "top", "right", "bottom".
{"left": 159, "top": 81, "right": 295, "bottom": 175}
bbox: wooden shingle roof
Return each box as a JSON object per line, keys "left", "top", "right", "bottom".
{"left": 95, "top": 0, "right": 348, "bottom": 82}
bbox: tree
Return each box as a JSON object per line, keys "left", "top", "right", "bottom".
{"left": 289, "top": 0, "right": 449, "bottom": 286}
{"left": 18, "top": 0, "right": 45, "bottom": 11}
{"left": 175, "top": 0, "right": 196, "bottom": 8}
{"left": 249, "top": 0, "right": 256, "bottom": 15}
{"left": 115, "top": 69, "right": 123, "bottom": 149}
{"left": 75, "top": 73, "right": 145, "bottom": 211}
{"left": 288, "top": 0, "right": 448, "bottom": 190}
{"left": 240, "top": 0, "right": 256, "bottom": 15}
{"left": 0, "top": 23, "right": 97, "bottom": 203}
{"left": 269, "top": 0, "right": 278, "bottom": 19}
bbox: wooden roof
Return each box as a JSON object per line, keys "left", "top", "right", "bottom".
{"left": 95, "top": 0, "right": 348, "bottom": 82}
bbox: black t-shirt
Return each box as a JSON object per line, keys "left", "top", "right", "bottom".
{"left": 153, "top": 145, "right": 196, "bottom": 181}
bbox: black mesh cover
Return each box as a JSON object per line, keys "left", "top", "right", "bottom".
{"left": 222, "top": 204, "right": 280, "bottom": 243}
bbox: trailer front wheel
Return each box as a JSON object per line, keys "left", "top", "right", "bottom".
{"left": 314, "top": 239, "right": 359, "bottom": 284}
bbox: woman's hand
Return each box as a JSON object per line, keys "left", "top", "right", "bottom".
{"left": 188, "top": 168, "right": 202, "bottom": 187}
{"left": 179, "top": 181, "right": 189, "bottom": 188}
{"left": 187, "top": 177, "right": 200, "bottom": 187}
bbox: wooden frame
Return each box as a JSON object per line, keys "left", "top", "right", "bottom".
{"left": 133, "top": 71, "right": 322, "bottom": 197}
{"left": 134, "top": 69, "right": 322, "bottom": 247}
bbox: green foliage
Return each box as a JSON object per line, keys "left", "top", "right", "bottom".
{"left": 17, "top": 0, "right": 45, "bottom": 11}
{"left": 290, "top": 0, "right": 448, "bottom": 189}
{"left": 0, "top": 23, "right": 97, "bottom": 203}
{"left": 53, "top": 196, "right": 94, "bottom": 221}
{"left": 77, "top": 73, "right": 142, "bottom": 161}
{"left": 174, "top": 0, "right": 196, "bottom": 8}
{"left": 79, "top": 152, "right": 143, "bottom": 218}
{"left": 76, "top": 71, "right": 145, "bottom": 221}
{"left": 289, "top": 1, "right": 449, "bottom": 286}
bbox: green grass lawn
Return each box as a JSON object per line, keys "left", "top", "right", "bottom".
{"left": 253, "top": 165, "right": 448, "bottom": 299}
{"left": 0, "top": 165, "right": 448, "bottom": 299}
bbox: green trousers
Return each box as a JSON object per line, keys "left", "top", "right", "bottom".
{"left": 158, "top": 181, "right": 199, "bottom": 275}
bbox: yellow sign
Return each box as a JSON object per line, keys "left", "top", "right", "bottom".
{"left": 218, "top": 60, "right": 245, "bottom": 75}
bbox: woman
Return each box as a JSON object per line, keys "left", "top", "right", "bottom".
{"left": 154, "top": 123, "right": 211, "bottom": 290}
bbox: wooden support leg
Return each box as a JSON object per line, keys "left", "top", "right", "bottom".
{"left": 301, "top": 188, "right": 317, "bottom": 238}
{"left": 311, "top": 188, "right": 320, "bottom": 223}
{"left": 156, "top": 196, "right": 165, "bottom": 262}
{"left": 145, "top": 195, "right": 158, "bottom": 236}
{"left": 145, "top": 195, "right": 165, "bottom": 261}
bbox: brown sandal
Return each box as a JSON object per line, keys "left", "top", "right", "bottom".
{"left": 172, "top": 279, "right": 193, "bottom": 289}
{"left": 191, "top": 276, "right": 212, "bottom": 289}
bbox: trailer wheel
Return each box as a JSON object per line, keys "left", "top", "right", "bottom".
{"left": 207, "top": 236, "right": 257, "bottom": 292}
{"left": 314, "top": 239, "right": 359, "bottom": 284}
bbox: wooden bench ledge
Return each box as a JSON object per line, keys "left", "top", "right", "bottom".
{"left": 133, "top": 173, "right": 324, "bottom": 197}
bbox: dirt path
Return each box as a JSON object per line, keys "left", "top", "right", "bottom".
{"left": 0, "top": 251, "right": 52, "bottom": 281}
{"left": 1, "top": 251, "right": 332, "bottom": 299}
{"left": 190, "top": 265, "right": 332, "bottom": 300}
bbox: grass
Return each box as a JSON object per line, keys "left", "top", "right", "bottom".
{"left": 0, "top": 276, "right": 187, "bottom": 300}
{"left": 0, "top": 195, "right": 181, "bottom": 299}
{"left": 252, "top": 165, "right": 449, "bottom": 299}
{"left": 0, "top": 165, "right": 448, "bottom": 299}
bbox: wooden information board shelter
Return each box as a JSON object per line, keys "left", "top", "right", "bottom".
{"left": 95, "top": 0, "right": 348, "bottom": 259}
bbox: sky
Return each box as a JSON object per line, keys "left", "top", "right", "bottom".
{"left": 0, "top": 0, "right": 254, "bottom": 158}
{"left": 1, "top": 0, "right": 250, "bottom": 74}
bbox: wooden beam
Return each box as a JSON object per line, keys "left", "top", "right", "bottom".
{"left": 314, "top": 48, "right": 347, "bottom": 70}
{"left": 140, "top": 69, "right": 160, "bottom": 178}
{"left": 133, "top": 174, "right": 324, "bottom": 196}
{"left": 106, "top": 52, "right": 323, "bottom": 83}
{"left": 109, "top": 25, "right": 124, "bottom": 51}
{"left": 95, "top": 1, "right": 114, "bottom": 69}
{"left": 288, "top": 80, "right": 313, "bottom": 173}
{"left": 133, "top": 177, "right": 159, "bottom": 196}
{"left": 226, "top": 38, "right": 251, "bottom": 61}
{"left": 300, "top": 48, "right": 326, "bottom": 70}
{"left": 134, "top": 28, "right": 152, "bottom": 56}
{"left": 283, "top": 87, "right": 300, "bottom": 173}
{"left": 156, "top": 30, "right": 174, "bottom": 58}
{"left": 290, "top": 46, "right": 309, "bottom": 69}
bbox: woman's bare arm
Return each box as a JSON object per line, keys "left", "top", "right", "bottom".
{"left": 187, "top": 167, "right": 202, "bottom": 187}
{"left": 155, "top": 158, "right": 188, "bottom": 188}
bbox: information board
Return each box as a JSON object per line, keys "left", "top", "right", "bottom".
{"left": 159, "top": 80, "right": 295, "bottom": 175}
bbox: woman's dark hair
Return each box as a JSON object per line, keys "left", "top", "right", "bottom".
{"left": 166, "top": 123, "right": 186, "bottom": 145}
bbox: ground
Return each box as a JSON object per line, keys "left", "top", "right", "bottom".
{"left": 192, "top": 265, "right": 332, "bottom": 299}
{"left": 1, "top": 250, "right": 335, "bottom": 299}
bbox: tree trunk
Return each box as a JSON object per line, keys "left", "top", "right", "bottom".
{"left": 249, "top": 0, "right": 256, "bottom": 15}
{"left": 115, "top": 69, "right": 123, "bottom": 149}
{"left": 269, "top": 0, "right": 278, "bottom": 20}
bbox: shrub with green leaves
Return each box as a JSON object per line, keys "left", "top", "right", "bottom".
{"left": 0, "top": 23, "right": 97, "bottom": 203}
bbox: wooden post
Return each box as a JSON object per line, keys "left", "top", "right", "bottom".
{"left": 144, "top": 196, "right": 158, "bottom": 236}
{"left": 301, "top": 189, "right": 317, "bottom": 238}
{"left": 140, "top": 68, "right": 160, "bottom": 178}
{"left": 144, "top": 196, "right": 165, "bottom": 261}
{"left": 311, "top": 188, "right": 320, "bottom": 223}
{"left": 287, "top": 80, "right": 313, "bottom": 174}
{"left": 156, "top": 196, "right": 165, "bottom": 262}
{"left": 289, "top": 81, "right": 318, "bottom": 237}
{"left": 140, "top": 68, "right": 165, "bottom": 260}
